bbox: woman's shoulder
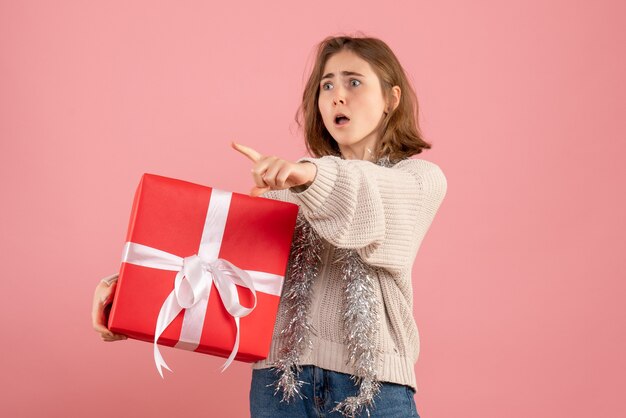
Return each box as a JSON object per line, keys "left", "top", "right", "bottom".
{"left": 392, "top": 158, "right": 447, "bottom": 203}
{"left": 393, "top": 157, "right": 446, "bottom": 180}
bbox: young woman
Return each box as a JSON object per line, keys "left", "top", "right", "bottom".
{"left": 93, "top": 35, "right": 447, "bottom": 418}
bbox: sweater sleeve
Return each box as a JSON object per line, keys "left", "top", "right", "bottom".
{"left": 289, "top": 156, "right": 447, "bottom": 271}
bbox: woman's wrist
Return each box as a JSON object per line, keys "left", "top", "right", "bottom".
{"left": 290, "top": 183, "right": 310, "bottom": 193}
{"left": 290, "top": 162, "right": 316, "bottom": 193}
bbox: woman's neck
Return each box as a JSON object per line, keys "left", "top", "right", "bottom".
{"left": 339, "top": 144, "right": 377, "bottom": 162}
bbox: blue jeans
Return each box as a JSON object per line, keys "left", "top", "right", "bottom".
{"left": 250, "top": 365, "right": 420, "bottom": 417}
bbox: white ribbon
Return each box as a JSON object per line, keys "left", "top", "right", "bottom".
{"left": 120, "top": 189, "right": 284, "bottom": 377}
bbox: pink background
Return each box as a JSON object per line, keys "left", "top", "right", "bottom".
{"left": 1, "top": 1, "right": 624, "bottom": 417}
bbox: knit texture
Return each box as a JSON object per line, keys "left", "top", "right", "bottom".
{"left": 252, "top": 155, "right": 447, "bottom": 391}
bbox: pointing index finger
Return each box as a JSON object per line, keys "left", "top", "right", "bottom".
{"left": 231, "top": 142, "right": 263, "bottom": 163}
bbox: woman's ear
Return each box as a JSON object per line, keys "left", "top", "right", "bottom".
{"left": 387, "top": 86, "right": 401, "bottom": 112}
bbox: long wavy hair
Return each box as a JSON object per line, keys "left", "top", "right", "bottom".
{"left": 297, "top": 35, "right": 432, "bottom": 161}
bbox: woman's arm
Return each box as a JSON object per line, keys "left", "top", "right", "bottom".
{"left": 232, "top": 143, "right": 447, "bottom": 272}
{"left": 288, "top": 156, "right": 447, "bottom": 271}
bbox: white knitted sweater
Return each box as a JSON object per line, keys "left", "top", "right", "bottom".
{"left": 252, "top": 155, "right": 447, "bottom": 391}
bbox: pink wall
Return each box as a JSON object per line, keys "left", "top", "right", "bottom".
{"left": 1, "top": 1, "right": 624, "bottom": 417}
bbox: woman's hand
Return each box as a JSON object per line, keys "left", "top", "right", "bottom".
{"left": 92, "top": 274, "right": 127, "bottom": 342}
{"left": 231, "top": 142, "right": 317, "bottom": 197}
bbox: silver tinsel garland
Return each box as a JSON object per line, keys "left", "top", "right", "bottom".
{"left": 331, "top": 248, "right": 382, "bottom": 417}
{"left": 271, "top": 155, "right": 398, "bottom": 417}
{"left": 272, "top": 212, "right": 322, "bottom": 402}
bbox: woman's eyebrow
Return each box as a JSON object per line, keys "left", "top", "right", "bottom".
{"left": 321, "top": 71, "right": 365, "bottom": 80}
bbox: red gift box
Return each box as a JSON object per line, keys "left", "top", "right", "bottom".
{"left": 108, "top": 173, "right": 298, "bottom": 375}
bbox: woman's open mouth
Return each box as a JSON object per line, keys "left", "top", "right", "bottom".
{"left": 334, "top": 114, "right": 351, "bottom": 126}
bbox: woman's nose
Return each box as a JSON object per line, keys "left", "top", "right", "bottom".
{"left": 332, "top": 95, "right": 345, "bottom": 105}
{"left": 332, "top": 87, "right": 346, "bottom": 105}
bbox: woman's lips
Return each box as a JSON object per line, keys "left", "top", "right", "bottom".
{"left": 334, "top": 115, "right": 351, "bottom": 127}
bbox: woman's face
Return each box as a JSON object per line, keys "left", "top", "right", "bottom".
{"left": 318, "top": 50, "right": 389, "bottom": 159}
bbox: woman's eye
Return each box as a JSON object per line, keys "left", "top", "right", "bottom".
{"left": 350, "top": 79, "right": 361, "bottom": 87}
{"left": 322, "top": 82, "right": 333, "bottom": 90}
